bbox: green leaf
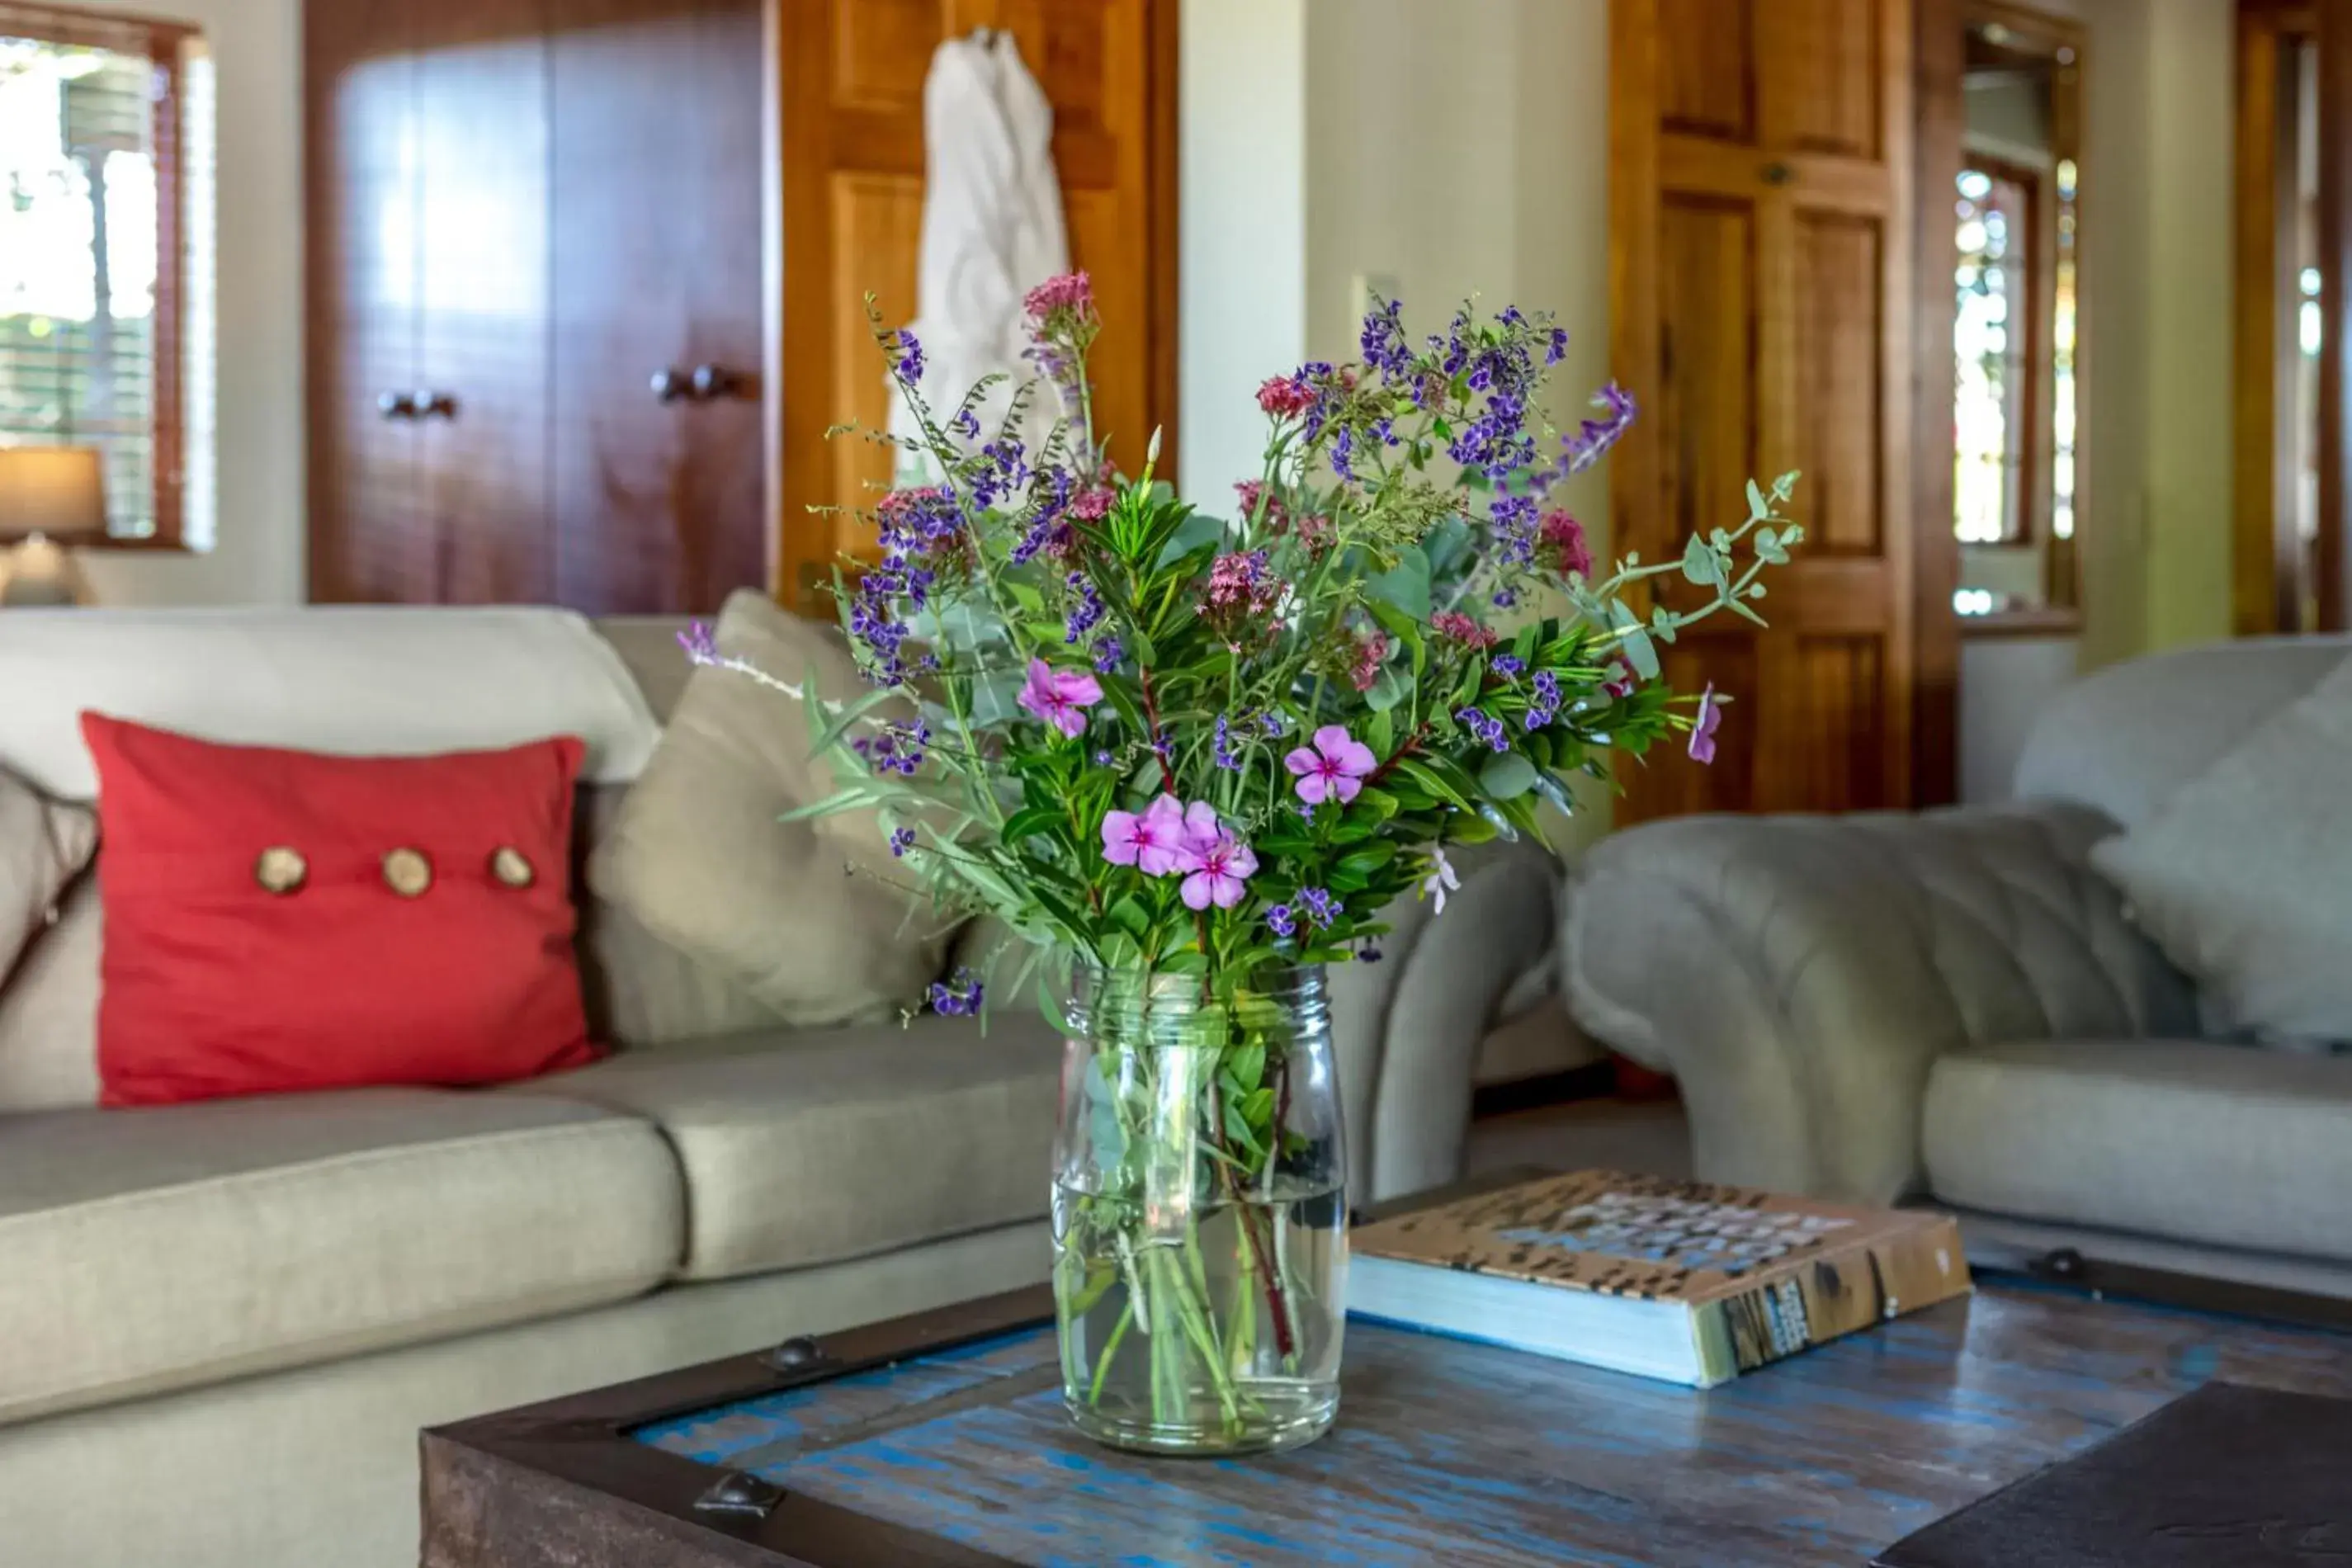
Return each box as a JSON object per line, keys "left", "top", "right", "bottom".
{"left": 1619, "top": 625, "right": 1660, "bottom": 680}
{"left": 1366, "top": 546, "right": 1433, "bottom": 620}
{"left": 1336, "top": 842, "right": 1399, "bottom": 875}
{"left": 1365, "top": 708, "right": 1396, "bottom": 758}
{"left": 1154, "top": 510, "right": 1227, "bottom": 568}
{"left": 1353, "top": 785, "right": 1401, "bottom": 820}
{"left": 1680, "top": 532, "right": 1720, "bottom": 588}
{"left": 1001, "top": 805, "right": 1065, "bottom": 847}
{"left": 1367, "top": 668, "right": 1409, "bottom": 712}
{"left": 1480, "top": 751, "right": 1539, "bottom": 799}
{"left": 1394, "top": 756, "right": 1475, "bottom": 811}
{"left": 1745, "top": 478, "right": 1769, "bottom": 523}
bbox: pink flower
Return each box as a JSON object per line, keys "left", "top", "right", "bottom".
{"left": 1539, "top": 508, "right": 1593, "bottom": 579}
{"left": 1101, "top": 794, "right": 1188, "bottom": 876}
{"left": 1257, "top": 375, "right": 1315, "bottom": 419}
{"left": 1601, "top": 658, "right": 1638, "bottom": 701}
{"left": 1023, "top": 271, "right": 1093, "bottom": 321}
{"left": 1069, "top": 487, "right": 1114, "bottom": 523}
{"left": 1430, "top": 612, "right": 1498, "bottom": 649}
{"left": 1015, "top": 658, "right": 1102, "bottom": 739}
{"left": 1350, "top": 632, "right": 1389, "bottom": 693}
{"left": 1173, "top": 805, "right": 1258, "bottom": 911}
{"left": 1285, "top": 724, "right": 1378, "bottom": 806}
{"left": 1688, "top": 682, "right": 1721, "bottom": 765}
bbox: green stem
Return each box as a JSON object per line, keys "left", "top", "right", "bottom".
{"left": 1088, "top": 1300, "right": 1133, "bottom": 1406}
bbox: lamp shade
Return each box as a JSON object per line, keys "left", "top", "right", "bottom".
{"left": 0, "top": 446, "right": 109, "bottom": 543}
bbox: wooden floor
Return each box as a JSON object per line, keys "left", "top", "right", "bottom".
{"left": 631, "top": 1282, "right": 2352, "bottom": 1566}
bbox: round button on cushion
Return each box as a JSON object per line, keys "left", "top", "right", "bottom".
{"left": 254, "top": 846, "right": 308, "bottom": 895}
{"left": 489, "top": 846, "right": 536, "bottom": 889}
{"left": 380, "top": 847, "right": 433, "bottom": 898}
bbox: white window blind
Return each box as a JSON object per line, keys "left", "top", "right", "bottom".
{"left": 0, "top": 4, "right": 211, "bottom": 545}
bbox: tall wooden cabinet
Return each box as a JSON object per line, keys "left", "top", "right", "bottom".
{"left": 305, "top": 0, "right": 766, "bottom": 612}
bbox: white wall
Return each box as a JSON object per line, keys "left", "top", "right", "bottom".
{"left": 78, "top": 0, "right": 305, "bottom": 607}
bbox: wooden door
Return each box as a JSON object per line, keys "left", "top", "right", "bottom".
{"left": 304, "top": 0, "right": 427, "bottom": 602}
{"left": 550, "top": 0, "right": 767, "bottom": 614}
{"left": 1611, "top": 0, "right": 1918, "bottom": 818}
{"left": 772, "top": 0, "right": 1179, "bottom": 607}
{"left": 415, "top": 0, "right": 555, "bottom": 603}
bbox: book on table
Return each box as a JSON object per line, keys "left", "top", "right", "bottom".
{"left": 1347, "top": 1169, "right": 1970, "bottom": 1386}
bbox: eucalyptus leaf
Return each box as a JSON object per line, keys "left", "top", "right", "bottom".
{"left": 1367, "top": 668, "right": 1409, "bottom": 713}
{"left": 1479, "top": 751, "right": 1539, "bottom": 799}
{"left": 1366, "top": 545, "right": 1433, "bottom": 620}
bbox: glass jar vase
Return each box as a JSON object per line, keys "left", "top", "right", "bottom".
{"left": 1051, "top": 964, "right": 1348, "bottom": 1455}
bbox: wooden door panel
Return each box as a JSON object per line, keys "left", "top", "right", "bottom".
{"left": 1658, "top": 199, "right": 1759, "bottom": 555}
{"left": 1657, "top": 0, "right": 1755, "bottom": 140}
{"left": 1613, "top": 0, "right": 1914, "bottom": 821}
{"left": 304, "top": 0, "right": 425, "bottom": 603}
{"left": 1795, "top": 210, "right": 1883, "bottom": 554}
{"left": 1768, "top": 0, "right": 1881, "bottom": 157}
{"left": 417, "top": 7, "right": 551, "bottom": 602}
{"left": 775, "top": 0, "right": 1177, "bottom": 606}
{"left": 549, "top": 0, "right": 765, "bottom": 614}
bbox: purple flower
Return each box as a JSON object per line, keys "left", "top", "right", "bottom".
{"left": 678, "top": 621, "right": 720, "bottom": 664}
{"left": 1174, "top": 805, "right": 1258, "bottom": 911}
{"left": 949, "top": 406, "right": 981, "bottom": 441}
{"left": 1266, "top": 904, "right": 1296, "bottom": 939}
{"left": 1456, "top": 706, "right": 1509, "bottom": 752}
{"left": 889, "top": 826, "right": 916, "bottom": 857}
{"left": 1492, "top": 654, "right": 1525, "bottom": 678}
{"left": 1063, "top": 572, "right": 1104, "bottom": 645}
{"left": 1212, "top": 715, "right": 1243, "bottom": 772}
{"left": 889, "top": 328, "right": 925, "bottom": 383}
{"left": 1015, "top": 658, "right": 1102, "bottom": 739}
{"left": 1091, "top": 636, "right": 1123, "bottom": 674}
{"left": 927, "top": 966, "right": 983, "bottom": 1017}
{"left": 1551, "top": 382, "right": 1638, "bottom": 482}
{"left": 1284, "top": 724, "right": 1377, "bottom": 806}
{"left": 1297, "top": 886, "right": 1338, "bottom": 928}
{"left": 1360, "top": 295, "right": 1411, "bottom": 380}
{"left": 1421, "top": 847, "right": 1460, "bottom": 914}
{"left": 1101, "top": 794, "right": 1188, "bottom": 876}
{"left": 852, "top": 719, "right": 930, "bottom": 777}
{"left": 1688, "top": 682, "right": 1722, "bottom": 765}
{"left": 1524, "top": 670, "right": 1561, "bottom": 731}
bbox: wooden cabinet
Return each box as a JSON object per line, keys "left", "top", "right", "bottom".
{"left": 1611, "top": 0, "right": 1920, "bottom": 818}
{"left": 305, "top": 0, "right": 765, "bottom": 612}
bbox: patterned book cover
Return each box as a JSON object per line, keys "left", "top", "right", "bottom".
{"left": 1354, "top": 1169, "right": 1971, "bottom": 1381}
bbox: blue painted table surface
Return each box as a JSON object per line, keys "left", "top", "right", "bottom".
{"left": 631, "top": 1285, "right": 2352, "bottom": 1567}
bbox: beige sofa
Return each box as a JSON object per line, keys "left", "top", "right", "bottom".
{"left": 1565, "top": 636, "right": 2352, "bottom": 1296}
{"left": 0, "top": 605, "right": 1564, "bottom": 1568}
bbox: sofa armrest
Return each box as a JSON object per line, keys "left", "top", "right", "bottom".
{"left": 1330, "top": 836, "right": 1560, "bottom": 1202}
{"left": 1561, "top": 802, "right": 2194, "bottom": 1204}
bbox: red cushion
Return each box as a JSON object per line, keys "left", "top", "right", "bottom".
{"left": 81, "top": 713, "right": 600, "bottom": 1106}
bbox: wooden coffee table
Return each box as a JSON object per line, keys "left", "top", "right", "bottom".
{"left": 422, "top": 1273, "right": 2352, "bottom": 1566}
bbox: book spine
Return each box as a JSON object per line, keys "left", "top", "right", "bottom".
{"left": 1695, "top": 1215, "right": 1971, "bottom": 1381}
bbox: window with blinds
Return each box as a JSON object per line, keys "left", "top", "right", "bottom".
{"left": 0, "top": 4, "right": 211, "bottom": 545}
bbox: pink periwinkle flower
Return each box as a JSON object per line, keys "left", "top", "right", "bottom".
{"left": 1257, "top": 375, "right": 1315, "bottom": 419}
{"left": 1174, "top": 804, "right": 1258, "bottom": 911}
{"left": 1286, "top": 724, "right": 1378, "bottom": 806}
{"left": 1101, "top": 794, "right": 1189, "bottom": 876}
{"left": 1023, "top": 271, "right": 1094, "bottom": 321}
{"left": 1539, "top": 508, "right": 1594, "bottom": 579}
{"left": 1688, "top": 682, "right": 1722, "bottom": 765}
{"left": 1015, "top": 658, "right": 1102, "bottom": 739}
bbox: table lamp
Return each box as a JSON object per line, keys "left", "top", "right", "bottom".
{"left": 0, "top": 446, "right": 106, "bottom": 607}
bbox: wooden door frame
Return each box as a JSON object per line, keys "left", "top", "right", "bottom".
{"left": 757, "top": 0, "right": 1183, "bottom": 609}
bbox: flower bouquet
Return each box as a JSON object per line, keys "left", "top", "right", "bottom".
{"left": 694, "top": 275, "right": 1798, "bottom": 1454}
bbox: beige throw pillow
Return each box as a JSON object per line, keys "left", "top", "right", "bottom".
{"left": 2091, "top": 652, "right": 2352, "bottom": 1044}
{"left": 0, "top": 769, "right": 94, "bottom": 985}
{"left": 588, "top": 590, "right": 947, "bottom": 1027}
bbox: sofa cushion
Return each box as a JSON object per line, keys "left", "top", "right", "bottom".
{"left": 0, "top": 877, "right": 99, "bottom": 1110}
{"left": 588, "top": 589, "right": 947, "bottom": 1027}
{"left": 0, "top": 767, "right": 92, "bottom": 986}
{"left": 0, "top": 1089, "right": 682, "bottom": 1426}
{"left": 0, "top": 606, "right": 660, "bottom": 800}
{"left": 1923, "top": 1038, "right": 2352, "bottom": 1262}
{"left": 522, "top": 1015, "right": 1059, "bottom": 1281}
{"left": 2090, "top": 651, "right": 2352, "bottom": 1044}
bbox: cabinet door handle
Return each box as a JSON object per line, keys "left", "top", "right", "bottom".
{"left": 377, "top": 390, "right": 418, "bottom": 420}
{"left": 650, "top": 367, "right": 689, "bottom": 404}
{"left": 414, "top": 390, "right": 456, "bottom": 420}
{"left": 688, "top": 363, "right": 744, "bottom": 402}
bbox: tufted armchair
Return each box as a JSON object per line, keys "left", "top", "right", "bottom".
{"left": 1564, "top": 637, "right": 2352, "bottom": 1292}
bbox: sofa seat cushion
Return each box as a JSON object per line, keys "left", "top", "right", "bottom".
{"left": 1923, "top": 1038, "right": 2352, "bottom": 1262}
{"left": 0, "top": 1089, "right": 682, "bottom": 1426}
{"left": 524, "top": 1015, "right": 1060, "bottom": 1282}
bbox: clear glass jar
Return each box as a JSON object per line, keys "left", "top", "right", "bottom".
{"left": 1051, "top": 964, "right": 1348, "bottom": 1455}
